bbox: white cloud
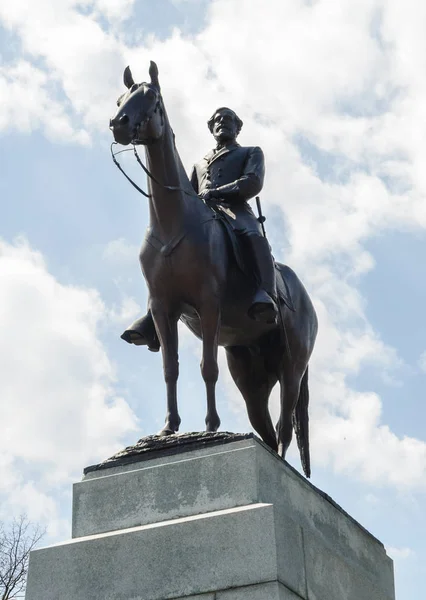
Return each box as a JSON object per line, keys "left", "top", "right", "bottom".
{"left": 0, "top": 61, "right": 89, "bottom": 143}
{"left": 0, "top": 0, "right": 129, "bottom": 136}
{"left": 108, "top": 296, "right": 141, "bottom": 325}
{"left": 387, "top": 546, "right": 415, "bottom": 561}
{"left": 91, "top": 0, "right": 136, "bottom": 23}
{"left": 310, "top": 385, "right": 426, "bottom": 489}
{"left": 0, "top": 238, "right": 138, "bottom": 524}
{"left": 103, "top": 237, "right": 140, "bottom": 265}
{"left": 418, "top": 351, "right": 426, "bottom": 373}
{"left": 365, "top": 493, "right": 380, "bottom": 505}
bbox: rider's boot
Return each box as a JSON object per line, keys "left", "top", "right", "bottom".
{"left": 121, "top": 309, "right": 161, "bottom": 352}
{"left": 246, "top": 234, "right": 278, "bottom": 325}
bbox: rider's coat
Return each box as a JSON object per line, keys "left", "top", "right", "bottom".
{"left": 190, "top": 142, "right": 265, "bottom": 235}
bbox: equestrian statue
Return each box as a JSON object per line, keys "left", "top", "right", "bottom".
{"left": 109, "top": 61, "right": 318, "bottom": 477}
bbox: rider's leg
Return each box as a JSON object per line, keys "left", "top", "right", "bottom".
{"left": 244, "top": 232, "right": 278, "bottom": 324}
{"left": 121, "top": 309, "right": 161, "bottom": 351}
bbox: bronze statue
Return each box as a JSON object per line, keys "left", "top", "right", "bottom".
{"left": 193, "top": 107, "right": 278, "bottom": 321}
{"left": 122, "top": 105, "right": 277, "bottom": 350}
{"left": 110, "top": 62, "right": 318, "bottom": 477}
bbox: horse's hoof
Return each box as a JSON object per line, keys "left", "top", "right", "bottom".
{"left": 205, "top": 422, "right": 220, "bottom": 433}
{"left": 205, "top": 415, "right": 221, "bottom": 432}
{"left": 205, "top": 426, "right": 220, "bottom": 433}
{"left": 157, "top": 427, "right": 176, "bottom": 437}
{"left": 277, "top": 442, "right": 286, "bottom": 459}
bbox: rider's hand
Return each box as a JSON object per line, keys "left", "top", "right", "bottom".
{"left": 199, "top": 189, "right": 219, "bottom": 202}
{"left": 199, "top": 190, "right": 211, "bottom": 201}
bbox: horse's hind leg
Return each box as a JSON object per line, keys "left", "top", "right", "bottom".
{"left": 199, "top": 300, "right": 221, "bottom": 432}
{"left": 151, "top": 301, "right": 181, "bottom": 435}
{"left": 225, "top": 346, "right": 278, "bottom": 452}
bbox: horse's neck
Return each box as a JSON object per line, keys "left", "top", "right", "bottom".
{"left": 146, "top": 113, "right": 203, "bottom": 240}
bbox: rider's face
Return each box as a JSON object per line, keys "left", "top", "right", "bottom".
{"left": 212, "top": 110, "right": 238, "bottom": 144}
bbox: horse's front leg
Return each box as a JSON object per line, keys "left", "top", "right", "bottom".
{"left": 199, "top": 299, "right": 221, "bottom": 432}
{"left": 151, "top": 300, "right": 181, "bottom": 435}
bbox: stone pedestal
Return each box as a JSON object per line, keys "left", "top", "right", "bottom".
{"left": 26, "top": 434, "right": 395, "bottom": 600}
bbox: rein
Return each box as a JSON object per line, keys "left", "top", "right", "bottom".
{"left": 110, "top": 142, "right": 194, "bottom": 199}
{"left": 110, "top": 143, "right": 150, "bottom": 198}
{"left": 110, "top": 141, "right": 217, "bottom": 259}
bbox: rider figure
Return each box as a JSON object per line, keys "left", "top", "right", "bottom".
{"left": 122, "top": 107, "right": 278, "bottom": 350}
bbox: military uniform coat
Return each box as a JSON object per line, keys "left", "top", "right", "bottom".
{"left": 190, "top": 142, "right": 265, "bottom": 235}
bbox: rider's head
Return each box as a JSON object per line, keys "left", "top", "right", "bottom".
{"left": 208, "top": 107, "right": 243, "bottom": 144}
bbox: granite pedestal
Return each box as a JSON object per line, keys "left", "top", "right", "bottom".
{"left": 26, "top": 434, "right": 395, "bottom": 600}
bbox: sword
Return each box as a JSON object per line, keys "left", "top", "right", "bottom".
{"left": 256, "top": 196, "right": 267, "bottom": 238}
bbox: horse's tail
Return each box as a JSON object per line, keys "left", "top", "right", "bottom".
{"left": 292, "top": 366, "right": 311, "bottom": 478}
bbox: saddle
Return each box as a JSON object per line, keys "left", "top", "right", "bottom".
{"left": 212, "top": 204, "right": 295, "bottom": 312}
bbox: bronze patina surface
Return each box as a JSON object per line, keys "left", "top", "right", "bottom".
{"left": 110, "top": 62, "right": 318, "bottom": 477}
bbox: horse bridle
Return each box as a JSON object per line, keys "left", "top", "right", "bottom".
{"left": 110, "top": 93, "right": 193, "bottom": 199}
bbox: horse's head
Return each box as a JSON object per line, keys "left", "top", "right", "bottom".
{"left": 110, "top": 61, "right": 164, "bottom": 146}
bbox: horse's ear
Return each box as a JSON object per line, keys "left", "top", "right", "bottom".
{"left": 123, "top": 66, "right": 135, "bottom": 89}
{"left": 149, "top": 61, "right": 160, "bottom": 90}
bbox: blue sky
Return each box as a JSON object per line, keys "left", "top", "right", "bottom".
{"left": 1, "top": 1, "right": 426, "bottom": 598}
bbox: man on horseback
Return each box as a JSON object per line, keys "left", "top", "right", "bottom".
{"left": 122, "top": 106, "right": 278, "bottom": 350}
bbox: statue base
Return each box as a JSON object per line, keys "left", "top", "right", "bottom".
{"left": 26, "top": 433, "right": 395, "bottom": 600}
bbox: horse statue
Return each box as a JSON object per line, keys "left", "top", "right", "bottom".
{"left": 109, "top": 61, "right": 318, "bottom": 477}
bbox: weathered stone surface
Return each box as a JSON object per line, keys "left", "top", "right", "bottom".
{"left": 84, "top": 431, "right": 253, "bottom": 475}
{"left": 27, "top": 504, "right": 277, "bottom": 600}
{"left": 274, "top": 510, "right": 306, "bottom": 598}
{"left": 172, "top": 582, "right": 303, "bottom": 600}
{"left": 277, "top": 586, "right": 305, "bottom": 600}
{"left": 74, "top": 434, "right": 391, "bottom": 594}
{"left": 304, "top": 528, "right": 395, "bottom": 600}
{"left": 255, "top": 444, "right": 395, "bottom": 597}
{"left": 216, "top": 582, "right": 302, "bottom": 599}
{"left": 27, "top": 436, "right": 395, "bottom": 600}
{"left": 73, "top": 438, "right": 257, "bottom": 537}
{"left": 173, "top": 596, "right": 215, "bottom": 600}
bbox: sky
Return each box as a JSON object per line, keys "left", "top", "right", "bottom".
{"left": 1, "top": 0, "right": 425, "bottom": 597}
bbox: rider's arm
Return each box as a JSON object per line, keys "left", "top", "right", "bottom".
{"left": 211, "top": 147, "right": 265, "bottom": 202}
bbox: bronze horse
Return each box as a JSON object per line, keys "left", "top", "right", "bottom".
{"left": 110, "top": 62, "right": 318, "bottom": 477}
